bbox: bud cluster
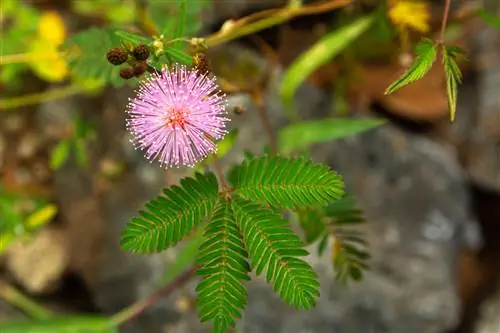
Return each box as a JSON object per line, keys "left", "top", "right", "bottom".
{"left": 106, "top": 44, "right": 151, "bottom": 80}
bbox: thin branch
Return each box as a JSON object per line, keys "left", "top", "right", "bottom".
{"left": 109, "top": 265, "right": 197, "bottom": 327}
{"left": 212, "top": 153, "right": 228, "bottom": 189}
{"left": 0, "top": 281, "right": 53, "bottom": 320}
{"left": 438, "top": 0, "right": 452, "bottom": 44}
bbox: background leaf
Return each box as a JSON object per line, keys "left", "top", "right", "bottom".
{"left": 385, "top": 38, "right": 437, "bottom": 94}
{"left": 50, "top": 140, "right": 71, "bottom": 170}
{"left": 280, "top": 15, "right": 374, "bottom": 115}
{"left": 0, "top": 316, "right": 115, "bottom": 333}
{"left": 279, "top": 118, "right": 385, "bottom": 153}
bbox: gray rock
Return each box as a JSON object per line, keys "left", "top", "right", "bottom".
{"left": 475, "top": 288, "right": 500, "bottom": 333}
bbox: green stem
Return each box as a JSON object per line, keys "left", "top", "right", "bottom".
{"left": 0, "top": 84, "right": 87, "bottom": 110}
{"left": 0, "top": 281, "right": 53, "bottom": 320}
{"left": 205, "top": 0, "right": 352, "bottom": 48}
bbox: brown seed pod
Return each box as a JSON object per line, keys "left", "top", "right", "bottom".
{"left": 133, "top": 44, "right": 150, "bottom": 61}
{"left": 133, "top": 62, "right": 148, "bottom": 77}
{"left": 106, "top": 47, "right": 128, "bottom": 66}
{"left": 119, "top": 67, "right": 135, "bottom": 79}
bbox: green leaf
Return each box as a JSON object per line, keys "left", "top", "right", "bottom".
{"left": 280, "top": 15, "right": 374, "bottom": 116}
{"left": 297, "top": 208, "right": 326, "bottom": 244}
{"left": 324, "top": 195, "right": 370, "bottom": 284}
{"left": 64, "top": 27, "right": 138, "bottom": 87}
{"left": 196, "top": 199, "right": 250, "bottom": 333}
{"left": 279, "top": 118, "right": 385, "bottom": 153}
{"left": 232, "top": 196, "right": 320, "bottom": 309}
{"left": 478, "top": 9, "right": 500, "bottom": 29}
{"left": 73, "top": 139, "right": 88, "bottom": 168}
{"left": 50, "top": 140, "right": 71, "bottom": 170}
{"left": 121, "top": 172, "right": 219, "bottom": 253}
{"left": 442, "top": 44, "right": 465, "bottom": 122}
{"left": 385, "top": 38, "right": 437, "bottom": 94}
{"left": 24, "top": 203, "right": 58, "bottom": 230}
{"left": 114, "top": 30, "right": 150, "bottom": 44}
{"left": 161, "top": 227, "right": 204, "bottom": 285}
{"left": 174, "top": 0, "right": 186, "bottom": 39}
{"left": 232, "top": 155, "right": 345, "bottom": 209}
{"left": 0, "top": 316, "right": 115, "bottom": 333}
{"left": 164, "top": 46, "right": 193, "bottom": 65}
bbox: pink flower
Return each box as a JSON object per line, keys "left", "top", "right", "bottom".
{"left": 126, "top": 64, "right": 229, "bottom": 168}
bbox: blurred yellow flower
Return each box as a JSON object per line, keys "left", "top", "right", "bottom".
{"left": 28, "top": 39, "right": 69, "bottom": 82}
{"left": 389, "top": 0, "right": 430, "bottom": 33}
{"left": 38, "top": 10, "right": 67, "bottom": 45}
{"left": 28, "top": 10, "right": 69, "bottom": 82}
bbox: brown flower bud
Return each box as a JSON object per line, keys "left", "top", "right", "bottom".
{"left": 133, "top": 44, "right": 150, "bottom": 61}
{"left": 133, "top": 62, "right": 148, "bottom": 77}
{"left": 119, "top": 67, "right": 135, "bottom": 79}
{"left": 106, "top": 47, "right": 128, "bottom": 66}
{"left": 193, "top": 53, "right": 210, "bottom": 74}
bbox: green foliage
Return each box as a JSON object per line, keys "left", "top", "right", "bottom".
{"left": 121, "top": 155, "right": 346, "bottom": 331}
{"left": 0, "top": 316, "right": 115, "bottom": 333}
{"left": 279, "top": 118, "right": 386, "bottom": 153}
{"left": 385, "top": 38, "right": 437, "bottom": 94}
{"left": 442, "top": 45, "right": 465, "bottom": 122}
{"left": 231, "top": 156, "right": 345, "bottom": 209}
{"left": 196, "top": 200, "right": 250, "bottom": 333}
{"left": 64, "top": 27, "right": 138, "bottom": 87}
{"left": 478, "top": 9, "right": 500, "bottom": 29}
{"left": 232, "top": 196, "right": 319, "bottom": 309}
{"left": 280, "top": 15, "right": 374, "bottom": 119}
{"left": 296, "top": 195, "right": 369, "bottom": 284}
{"left": 0, "top": 188, "right": 56, "bottom": 254}
{"left": 120, "top": 172, "right": 219, "bottom": 253}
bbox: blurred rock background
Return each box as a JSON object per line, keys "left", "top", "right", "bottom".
{"left": 1, "top": 0, "right": 500, "bottom": 333}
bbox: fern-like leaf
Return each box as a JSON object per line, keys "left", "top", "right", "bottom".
{"left": 232, "top": 196, "right": 320, "bottom": 309}
{"left": 196, "top": 199, "right": 250, "bottom": 333}
{"left": 64, "top": 27, "right": 137, "bottom": 87}
{"left": 385, "top": 38, "right": 437, "bottom": 94}
{"left": 442, "top": 45, "right": 465, "bottom": 122}
{"left": 121, "top": 172, "right": 219, "bottom": 253}
{"left": 232, "top": 156, "right": 345, "bottom": 209}
{"left": 324, "top": 195, "right": 370, "bottom": 284}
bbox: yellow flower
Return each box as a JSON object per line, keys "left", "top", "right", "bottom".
{"left": 27, "top": 10, "right": 69, "bottom": 82}
{"left": 38, "top": 10, "right": 66, "bottom": 45}
{"left": 389, "top": 0, "right": 430, "bottom": 33}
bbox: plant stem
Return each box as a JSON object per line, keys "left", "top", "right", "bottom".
{"left": 205, "top": 0, "right": 352, "bottom": 48}
{"left": 212, "top": 153, "right": 228, "bottom": 189}
{"left": 0, "top": 84, "right": 88, "bottom": 110}
{"left": 109, "top": 265, "right": 197, "bottom": 327}
{"left": 438, "top": 0, "right": 452, "bottom": 44}
{"left": 0, "top": 281, "right": 53, "bottom": 320}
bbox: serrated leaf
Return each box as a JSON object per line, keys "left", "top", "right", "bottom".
{"left": 442, "top": 44, "right": 465, "bottom": 122}
{"left": 0, "top": 316, "right": 115, "bottom": 333}
{"left": 64, "top": 27, "right": 138, "bottom": 87}
{"left": 121, "top": 172, "right": 219, "bottom": 253}
{"left": 279, "top": 118, "right": 385, "bottom": 153}
{"left": 232, "top": 155, "right": 345, "bottom": 209}
{"left": 196, "top": 199, "right": 250, "bottom": 333}
{"left": 50, "top": 140, "right": 71, "bottom": 170}
{"left": 280, "top": 15, "right": 374, "bottom": 116}
{"left": 385, "top": 38, "right": 437, "bottom": 94}
{"left": 232, "top": 196, "right": 320, "bottom": 309}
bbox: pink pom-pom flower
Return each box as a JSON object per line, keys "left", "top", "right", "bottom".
{"left": 126, "top": 64, "right": 229, "bottom": 168}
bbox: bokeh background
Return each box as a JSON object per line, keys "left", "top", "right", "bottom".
{"left": 1, "top": 0, "right": 500, "bottom": 332}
